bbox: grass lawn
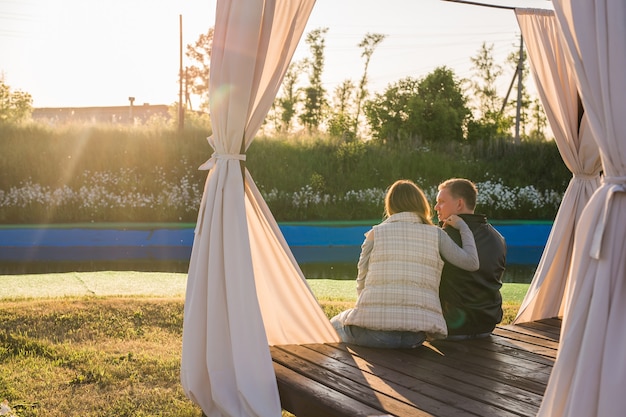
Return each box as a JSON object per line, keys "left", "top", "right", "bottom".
{"left": 0, "top": 272, "right": 529, "bottom": 416}
{"left": 0, "top": 271, "right": 528, "bottom": 304}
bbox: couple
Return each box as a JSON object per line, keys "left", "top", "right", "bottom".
{"left": 331, "top": 178, "right": 507, "bottom": 348}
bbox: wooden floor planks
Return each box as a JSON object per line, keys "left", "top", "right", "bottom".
{"left": 271, "top": 318, "right": 561, "bottom": 417}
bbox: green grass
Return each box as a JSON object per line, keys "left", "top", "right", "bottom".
{"left": 306, "top": 278, "right": 528, "bottom": 324}
{"left": 0, "top": 271, "right": 188, "bottom": 300}
{"left": 0, "top": 271, "right": 528, "bottom": 305}
{"left": 0, "top": 297, "right": 199, "bottom": 417}
{"left": 0, "top": 271, "right": 529, "bottom": 416}
{"left": 0, "top": 271, "right": 528, "bottom": 325}
{"left": 307, "top": 278, "right": 528, "bottom": 304}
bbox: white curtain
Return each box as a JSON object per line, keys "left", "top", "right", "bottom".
{"left": 513, "top": 9, "right": 601, "bottom": 324}
{"left": 180, "top": 1, "right": 339, "bottom": 416}
{"left": 538, "top": 1, "right": 626, "bottom": 416}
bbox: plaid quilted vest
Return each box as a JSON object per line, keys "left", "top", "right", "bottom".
{"left": 343, "top": 212, "right": 447, "bottom": 339}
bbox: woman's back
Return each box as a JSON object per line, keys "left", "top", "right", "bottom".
{"left": 342, "top": 212, "right": 448, "bottom": 339}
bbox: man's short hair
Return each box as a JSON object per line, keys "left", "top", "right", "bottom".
{"left": 438, "top": 178, "right": 478, "bottom": 211}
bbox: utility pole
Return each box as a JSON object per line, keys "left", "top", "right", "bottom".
{"left": 499, "top": 35, "right": 524, "bottom": 144}
{"left": 443, "top": 0, "right": 526, "bottom": 144}
{"left": 178, "top": 14, "right": 185, "bottom": 132}
{"left": 514, "top": 35, "right": 524, "bottom": 144}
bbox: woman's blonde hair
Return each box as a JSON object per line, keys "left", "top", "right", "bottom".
{"left": 384, "top": 179, "right": 433, "bottom": 225}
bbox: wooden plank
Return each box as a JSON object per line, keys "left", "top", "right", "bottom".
{"left": 500, "top": 323, "right": 561, "bottom": 343}
{"left": 271, "top": 319, "right": 561, "bottom": 417}
{"left": 305, "top": 343, "right": 527, "bottom": 417}
{"left": 540, "top": 317, "right": 563, "bottom": 329}
{"left": 430, "top": 338, "right": 553, "bottom": 377}
{"left": 514, "top": 319, "right": 562, "bottom": 339}
{"left": 449, "top": 335, "right": 556, "bottom": 367}
{"left": 272, "top": 346, "right": 433, "bottom": 417}
{"left": 272, "top": 359, "right": 391, "bottom": 417}
{"left": 277, "top": 344, "right": 469, "bottom": 417}
{"left": 492, "top": 327, "right": 559, "bottom": 358}
{"left": 397, "top": 340, "right": 549, "bottom": 395}
{"left": 327, "top": 343, "right": 542, "bottom": 416}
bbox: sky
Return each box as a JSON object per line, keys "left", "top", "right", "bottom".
{"left": 0, "top": 0, "right": 553, "bottom": 109}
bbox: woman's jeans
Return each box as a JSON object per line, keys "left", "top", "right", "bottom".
{"left": 331, "top": 317, "right": 426, "bottom": 349}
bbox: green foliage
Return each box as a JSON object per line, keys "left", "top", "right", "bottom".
{"left": 327, "top": 80, "right": 357, "bottom": 141}
{"left": 468, "top": 137, "right": 568, "bottom": 191}
{"left": 467, "top": 42, "right": 516, "bottom": 140}
{"left": 0, "top": 78, "right": 33, "bottom": 124}
{"left": 0, "top": 124, "right": 210, "bottom": 190}
{"left": 327, "top": 111, "right": 356, "bottom": 142}
{"left": 528, "top": 98, "right": 549, "bottom": 140}
{"left": 364, "top": 68, "right": 471, "bottom": 144}
{"left": 364, "top": 77, "right": 421, "bottom": 143}
{"left": 0, "top": 125, "right": 571, "bottom": 223}
{"left": 298, "top": 27, "right": 329, "bottom": 132}
{"left": 353, "top": 33, "right": 387, "bottom": 137}
{"left": 414, "top": 67, "right": 471, "bottom": 142}
{"left": 0, "top": 124, "right": 211, "bottom": 223}
{"left": 470, "top": 42, "right": 504, "bottom": 118}
{"left": 275, "top": 61, "right": 304, "bottom": 133}
{"left": 185, "top": 28, "right": 214, "bottom": 112}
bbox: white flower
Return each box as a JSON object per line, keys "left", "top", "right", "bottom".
{"left": 0, "top": 173, "right": 564, "bottom": 221}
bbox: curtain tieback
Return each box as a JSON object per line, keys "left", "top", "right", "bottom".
{"left": 573, "top": 173, "right": 600, "bottom": 180}
{"left": 194, "top": 151, "right": 247, "bottom": 235}
{"left": 198, "top": 136, "right": 246, "bottom": 171}
{"left": 193, "top": 137, "right": 247, "bottom": 236}
{"left": 590, "top": 176, "right": 626, "bottom": 259}
{"left": 198, "top": 152, "right": 246, "bottom": 171}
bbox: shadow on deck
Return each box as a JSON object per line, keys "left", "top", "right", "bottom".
{"left": 271, "top": 318, "right": 561, "bottom": 417}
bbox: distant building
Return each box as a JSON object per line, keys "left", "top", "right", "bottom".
{"left": 32, "top": 104, "right": 171, "bottom": 125}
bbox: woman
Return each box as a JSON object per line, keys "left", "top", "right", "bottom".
{"left": 330, "top": 179, "right": 479, "bottom": 348}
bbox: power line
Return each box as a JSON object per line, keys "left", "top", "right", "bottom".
{"left": 442, "top": 0, "right": 526, "bottom": 144}
{"left": 441, "top": 0, "right": 515, "bottom": 10}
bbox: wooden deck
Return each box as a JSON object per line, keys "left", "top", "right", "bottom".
{"left": 271, "top": 318, "right": 561, "bottom": 417}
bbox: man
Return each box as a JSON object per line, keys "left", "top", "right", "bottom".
{"left": 435, "top": 178, "right": 506, "bottom": 340}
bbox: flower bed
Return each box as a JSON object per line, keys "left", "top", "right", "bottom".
{"left": 0, "top": 174, "right": 562, "bottom": 224}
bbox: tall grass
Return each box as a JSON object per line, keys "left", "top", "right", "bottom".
{"left": 0, "top": 124, "right": 210, "bottom": 189}
{"left": 0, "top": 124, "right": 571, "bottom": 223}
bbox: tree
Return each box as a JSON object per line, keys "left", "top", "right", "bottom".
{"left": 528, "top": 98, "right": 548, "bottom": 141}
{"left": 353, "top": 33, "right": 386, "bottom": 138}
{"left": 275, "top": 61, "right": 304, "bottom": 134}
{"left": 415, "top": 67, "right": 470, "bottom": 142}
{"left": 467, "top": 42, "right": 513, "bottom": 141}
{"left": 185, "top": 27, "right": 214, "bottom": 111}
{"left": 470, "top": 42, "right": 502, "bottom": 118}
{"left": 0, "top": 77, "right": 33, "bottom": 124}
{"left": 505, "top": 43, "right": 548, "bottom": 141}
{"left": 364, "top": 67, "right": 470, "bottom": 144}
{"left": 364, "top": 77, "right": 421, "bottom": 143}
{"left": 327, "top": 80, "right": 356, "bottom": 141}
{"left": 298, "top": 27, "right": 328, "bottom": 133}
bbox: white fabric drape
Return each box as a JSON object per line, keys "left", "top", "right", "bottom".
{"left": 244, "top": 172, "right": 340, "bottom": 346}
{"left": 180, "top": 1, "right": 339, "bottom": 416}
{"left": 513, "top": 9, "right": 601, "bottom": 324}
{"left": 538, "top": 1, "right": 626, "bottom": 416}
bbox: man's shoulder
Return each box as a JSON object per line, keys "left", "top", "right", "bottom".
{"left": 482, "top": 222, "right": 506, "bottom": 244}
